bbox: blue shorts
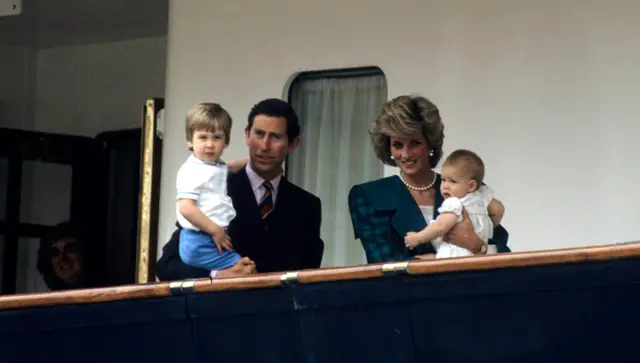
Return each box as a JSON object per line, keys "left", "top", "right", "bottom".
{"left": 179, "top": 228, "right": 241, "bottom": 270}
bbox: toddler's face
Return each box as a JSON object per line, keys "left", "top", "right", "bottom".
{"left": 189, "top": 129, "right": 227, "bottom": 163}
{"left": 440, "top": 164, "right": 476, "bottom": 199}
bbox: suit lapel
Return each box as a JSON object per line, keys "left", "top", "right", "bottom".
{"left": 361, "top": 175, "right": 427, "bottom": 237}
{"left": 388, "top": 177, "right": 429, "bottom": 238}
{"left": 433, "top": 174, "right": 443, "bottom": 219}
{"left": 361, "top": 174, "right": 442, "bottom": 255}
{"left": 268, "top": 178, "right": 292, "bottom": 231}
{"left": 229, "top": 168, "right": 262, "bottom": 227}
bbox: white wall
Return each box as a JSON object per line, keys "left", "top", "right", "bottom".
{"left": 160, "top": 0, "right": 640, "bottom": 258}
{"left": 35, "top": 36, "right": 167, "bottom": 136}
{"left": 0, "top": 45, "right": 37, "bottom": 130}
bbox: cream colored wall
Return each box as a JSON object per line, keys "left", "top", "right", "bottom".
{"left": 160, "top": 0, "right": 640, "bottom": 261}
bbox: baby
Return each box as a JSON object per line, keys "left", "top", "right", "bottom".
{"left": 176, "top": 102, "right": 250, "bottom": 272}
{"left": 404, "top": 149, "right": 505, "bottom": 258}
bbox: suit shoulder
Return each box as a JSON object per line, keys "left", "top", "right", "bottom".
{"left": 227, "top": 168, "right": 243, "bottom": 182}
{"left": 351, "top": 176, "right": 400, "bottom": 194}
{"left": 285, "top": 181, "right": 321, "bottom": 205}
{"left": 349, "top": 176, "right": 406, "bottom": 210}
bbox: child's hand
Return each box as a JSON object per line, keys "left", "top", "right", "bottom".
{"left": 404, "top": 232, "right": 422, "bottom": 249}
{"left": 212, "top": 228, "right": 233, "bottom": 254}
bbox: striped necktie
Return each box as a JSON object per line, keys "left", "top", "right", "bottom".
{"left": 259, "top": 181, "right": 274, "bottom": 219}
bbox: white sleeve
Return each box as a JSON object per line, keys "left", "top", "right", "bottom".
{"left": 477, "top": 185, "right": 495, "bottom": 205}
{"left": 437, "top": 197, "right": 463, "bottom": 216}
{"left": 176, "top": 163, "right": 209, "bottom": 200}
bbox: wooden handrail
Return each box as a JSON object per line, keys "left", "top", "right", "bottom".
{"left": 0, "top": 282, "right": 172, "bottom": 310}
{"left": 1, "top": 241, "right": 639, "bottom": 310}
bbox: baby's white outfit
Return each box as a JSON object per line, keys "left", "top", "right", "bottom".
{"left": 432, "top": 185, "right": 495, "bottom": 258}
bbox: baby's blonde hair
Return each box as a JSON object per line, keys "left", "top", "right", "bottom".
{"left": 443, "top": 149, "right": 485, "bottom": 187}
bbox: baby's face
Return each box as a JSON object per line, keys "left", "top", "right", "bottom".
{"left": 440, "top": 164, "right": 476, "bottom": 199}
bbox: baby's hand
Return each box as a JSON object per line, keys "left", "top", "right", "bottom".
{"left": 404, "top": 232, "right": 422, "bottom": 249}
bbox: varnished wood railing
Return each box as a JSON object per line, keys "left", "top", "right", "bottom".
{"left": 1, "top": 241, "right": 638, "bottom": 310}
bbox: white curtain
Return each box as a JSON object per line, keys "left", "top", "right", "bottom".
{"left": 288, "top": 74, "right": 387, "bottom": 267}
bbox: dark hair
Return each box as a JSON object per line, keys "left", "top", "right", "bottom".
{"left": 247, "top": 98, "right": 300, "bottom": 141}
{"left": 37, "top": 222, "right": 92, "bottom": 291}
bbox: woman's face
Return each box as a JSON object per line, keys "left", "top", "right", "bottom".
{"left": 389, "top": 131, "right": 431, "bottom": 177}
{"left": 51, "top": 237, "right": 83, "bottom": 283}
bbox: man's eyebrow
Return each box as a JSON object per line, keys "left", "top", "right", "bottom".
{"left": 254, "top": 128, "right": 283, "bottom": 137}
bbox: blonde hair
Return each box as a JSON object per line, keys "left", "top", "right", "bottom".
{"left": 369, "top": 94, "right": 445, "bottom": 168}
{"left": 185, "top": 103, "right": 232, "bottom": 143}
{"left": 443, "top": 149, "right": 485, "bottom": 186}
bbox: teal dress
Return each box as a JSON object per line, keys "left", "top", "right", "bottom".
{"left": 348, "top": 174, "right": 510, "bottom": 263}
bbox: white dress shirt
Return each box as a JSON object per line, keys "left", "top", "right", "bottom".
{"left": 245, "top": 161, "right": 282, "bottom": 205}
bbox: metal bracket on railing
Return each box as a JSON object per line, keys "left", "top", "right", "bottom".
{"left": 168, "top": 280, "right": 197, "bottom": 295}
{"left": 381, "top": 261, "right": 410, "bottom": 276}
{"left": 280, "top": 271, "right": 300, "bottom": 287}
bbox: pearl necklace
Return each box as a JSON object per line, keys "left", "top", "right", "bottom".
{"left": 399, "top": 171, "right": 436, "bottom": 191}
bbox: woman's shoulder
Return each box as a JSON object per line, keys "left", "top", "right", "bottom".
{"left": 349, "top": 175, "right": 407, "bottom": 211}
{"left": 351, "top": 175, "right": 401, "bottom": 192}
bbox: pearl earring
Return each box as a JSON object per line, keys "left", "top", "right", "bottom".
{"left": 429, "top": 150, "right": 434, "bottom": 157}
{"left": 390, "top": 155, "right": 395, "bottom": 160}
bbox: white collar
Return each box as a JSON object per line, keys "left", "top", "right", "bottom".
{"left": 188, "top": 154, "right": 225, "bottom": 166}
{"left": 245, "top": 160, "right": 282, "bottom": 192}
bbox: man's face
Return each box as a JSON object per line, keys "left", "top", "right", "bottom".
{"left": 245, "top": 114, "right": 299, "bottom": 179}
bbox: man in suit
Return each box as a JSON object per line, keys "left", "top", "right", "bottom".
{"left": 156, "top": 98, "right": 324, "bottom": 281}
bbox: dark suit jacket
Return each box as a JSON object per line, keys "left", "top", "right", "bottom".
{"left": 156, "top": 168, "right": 324, "bottom": 281}
{"left": 348, "top": 174, "right": 510, "bottom": 264}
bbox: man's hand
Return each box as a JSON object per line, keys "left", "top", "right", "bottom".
{"left": 216, "top": 257, "right": 256, "bottom": 278}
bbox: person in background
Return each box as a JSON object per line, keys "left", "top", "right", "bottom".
{"left": 156, "top": 98, "right": 324, "bottom": 281}
{"left": 36, "top": 222, "right": 102, "bottom": 291}
{"left": 348, "top": 94, "right": 510, "bottom": 263}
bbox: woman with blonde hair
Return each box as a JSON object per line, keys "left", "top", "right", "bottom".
{"left": 348, "top": 94, "right": 509, "bottom": 262}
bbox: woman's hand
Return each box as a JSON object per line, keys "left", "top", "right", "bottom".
{"left": 442, "top": 209, "right": 485, "bottom": 254}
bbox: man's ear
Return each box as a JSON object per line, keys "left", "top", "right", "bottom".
{"left": 287, "top": 136, "right": 300, "bottom": 154}
{"left": 244, "top": 127, "right": 250, "bottom": 145}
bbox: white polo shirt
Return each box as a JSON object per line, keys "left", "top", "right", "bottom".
{"left": 176, "top": 154, "right": 236, "bottom": 230}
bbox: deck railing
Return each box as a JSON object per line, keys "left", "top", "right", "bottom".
{"left": 1, "top": 241, "right": 638, "bottom": 310}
